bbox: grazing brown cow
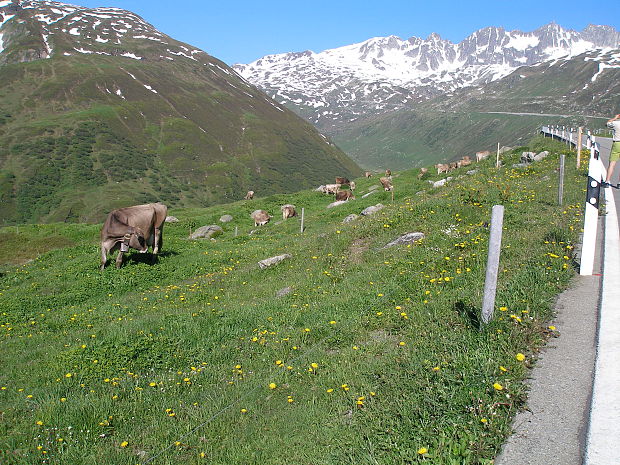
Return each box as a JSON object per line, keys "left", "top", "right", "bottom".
{"left": 100, "top": 203, "right": 167, "bottom": 270}
{"left": 435, "top": 163, "right": 450, "bottom": 174}
{"left": 449, "top": 162, "right": 458, "bottom": 171}
{"left": 281, "top": 204, "right": 297, "bottom": 219}
{"left": 476, "top": 151, "right": 490, "bottom": 162}
{"left": 349, "top": 181, "right": 356, "bottom": 191}
{"left": 379, "top": 177, "right": 393, "bottom": 191}
{"left": 244, "top": 190, "right": 254, "bottom": 200}
{"left": 335, "top": 190, "right": 355, "bottom": 201}
{"left": 365, "top": 171, "right": 372, "bottom": 178}
{"left": 385, "top": 169, "right": 392, "bottom": 177}
{"left": 335, "top": 177, "right": 350, "bottom": 185}
{"left": 458, "top": 156, "right": 472, "bottom": 168}
{"left": 418, "top": 167, "right": 429, "bottom": 178}
{"left": 250, "top": 209, "right": 272, "bottom": 226}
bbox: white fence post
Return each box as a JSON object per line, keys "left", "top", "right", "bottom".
{"left": 577, "top": 127, "right": 583, "bottom": 169}
{"left": 580, "top": 141, "right": 606, "bottom": 276}
{"left": 481, "top": 205, "right": 505, "bottom": 325}
{"left": 300, "top": 207, "right": 305, "bottom": 233}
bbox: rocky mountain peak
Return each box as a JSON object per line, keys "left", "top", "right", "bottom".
{"left": 234, "top": 22, "right": 620, "bottom": 131}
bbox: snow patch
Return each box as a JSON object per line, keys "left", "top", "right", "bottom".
{"left": 0, "top": 0, "right": 12, "bottom": 6}
{"left": 143, "top": 84, "right": 157, "bottom": 93}
{"left": 69, "top": 27, "right": 80, "bottom": 36}
{"left": 121, "top": 52, "right": 142, "bottom": 60}
{"left": 115, "top": 88, "right": 125, "bottom": 99}
{"left": 95, "top": 35, "right": 108, "bottom": 43}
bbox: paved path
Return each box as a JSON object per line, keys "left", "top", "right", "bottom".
{"left": 496, "top": 130, "right": 620, "bottom": 465}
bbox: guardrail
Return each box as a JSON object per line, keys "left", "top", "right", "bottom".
{"left": 540, "top": 125, "right": 607, "bottom": 275}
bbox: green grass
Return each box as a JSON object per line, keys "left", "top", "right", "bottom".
{"left": 0, "top": 137, "right": 585, "bottom": 464}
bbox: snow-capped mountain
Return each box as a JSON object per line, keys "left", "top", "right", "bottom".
{"left": 234, "top": 23, "right": 620, "bottom": 131}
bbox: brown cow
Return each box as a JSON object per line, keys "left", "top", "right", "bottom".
{"left": 365, "top": 171, "right": 372, "bottom": 178}
{"left": 281, "top": 204, "right": 297, "bottom": 219}
{"left": 476, "top": 151, "right": 490, "bottom": 162}
{"left": 379, "top": 177, "right": 393, "bottom": 191}
{"left": 244, "top": 190, "right": 254, "bottom": 200}
{"left": 449, "top": 162, "right": 458, "bottom": 171}
{"left": 349, "top": 181, "right": 356, "bottom": 191}
{"left": 435, "top": 163, "right": 449, "bottom": 174}
{"left": 418, "top": 167, "right": 429, "bottom": 178}
{"left": 335, "top": 177, "right": 350, "bottom": 185}
{"left": 385, "top": 169, "right": 392, "bottom": 177}
{"left": 335, "top": 190, "right": 355, "bottom": 201}
{"left": 100, "top": 203, "right": 167, "bottom": 270}
{"left": 251, "top": 209, "right": 272, "bottom": 226}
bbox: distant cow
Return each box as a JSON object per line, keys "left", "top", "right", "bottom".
{"left": 244, "top": 190, "right": 254, "bottom": 200}
{"left": 435, "top": 163, "right": 450, "bottom": 174}
{"left": 100, "top": 202, "right": 167, "bottom": 270}
{"left": 449, "top": 162, "right": 458, "bottom": 171}
{"left": 335, "top": 190, "right": 355, "bottom": 201}
{"left": 251, "top": 209, "right": 272, "bottom": 226}
{"left": 385, "top": 169, "right": 392, "bottom": 177}
{"left": 379, "top": 177, "right": 393, "bottom": 191}
{"left": 365, "top": 171, "right": 372, "bottom": 178}
{"left": 335, "top": 177, "right": 351, "bottom": 185}
{"left": 321, "top": 183, "right": 341, "bottom": 195}
{"left": 349, "top": 181, "right": 356, "bottom": 191}
{"left": 458, "top": 156, "right": 472, "bottom": 168}
{"left": 281, "top": 204, "right": 297, "bottom": 219}
{"left": 418, "top": 167, "right": 429, "bottom": 178}
{"left": 476, "top": 151, "right": 491, "bottom": 162}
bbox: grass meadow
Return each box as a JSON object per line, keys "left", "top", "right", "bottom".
{"left": 0, "top": 137, "right": 586, "bottom": 464}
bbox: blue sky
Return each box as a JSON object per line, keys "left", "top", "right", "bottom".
{"left": 75, "top": 0, "right": 620, "bottom": 65}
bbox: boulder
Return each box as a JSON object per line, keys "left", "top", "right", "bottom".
{"left": 383, "top": 232, "right": 425, "bottom": 249}
{"left": 190, "top": 225, "right": 223, "bottom": 240}
{"left": 361, "top": 204, "right": 384, "bottom": 216}
{"left": 327, "top": 200, "right": 347, "bottom": 209}
{"left": 165, "top": 216, "right": 179, "bottom": 223}
{"left": 467, "top": 169, "right": 478, "bottom": 175}
{"left": 342, "top": 214, "right": 359, "bottom": 223}
{"left": 258, "top": 254, "right": 292, "bottom": 269}
{"left": 533, "top": 150, "right": 549, "bottom": 162}
{"left": 521, "top": 151, "right": 536, "bottom": 163}
{"left": 219, "top": 214, "right": 233, "bottom": 223}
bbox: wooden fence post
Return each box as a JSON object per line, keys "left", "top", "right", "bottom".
{"left": 577, "top": 127, "right": 583, "bottom": 169}
{"left": 481, "top": 205, "right": 505, "bottom": 325}
{"left": 496, "top": 142, "right": 500, "bottom": 168}
{"left": 558, "top": 154, "right": 565, "bottom": 205}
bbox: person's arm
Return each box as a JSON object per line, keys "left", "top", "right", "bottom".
{"left": 607, "top": 114, "right": 620, "bottom": 123}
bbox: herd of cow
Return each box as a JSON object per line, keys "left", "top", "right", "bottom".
{"left": 100, "top": 154, "right": 490, "bottom": 270}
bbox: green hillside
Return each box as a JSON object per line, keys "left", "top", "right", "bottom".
{"left": 330, "top": 49, "right": 620, "bottom": 170}
{"left": 0, "top": 2, "right": 361, "bottom": 225}
{"left": 0, "top": 137, "right": 586, "bottom": 464}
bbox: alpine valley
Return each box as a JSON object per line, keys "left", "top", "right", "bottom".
{"left": 0, "top": 0, "right": 361, "bottom": 224}
{"left": 235, "top": 24, "right": 620, "bottom": 169}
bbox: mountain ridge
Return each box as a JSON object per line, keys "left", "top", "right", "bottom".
{"left": 234, "top": 23, "right": 620, "bottom": 131}
{"left": 0, "top": 0, "right": 361, "bottom": 225}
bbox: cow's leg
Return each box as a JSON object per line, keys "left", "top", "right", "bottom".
{"left": 116, "top": 250, "right": 124, "bottom": 268}
{"left": 100, "top": 245, "right": 108, "bottom": 271}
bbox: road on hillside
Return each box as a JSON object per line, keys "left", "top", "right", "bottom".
{"left": 482, "top": 111, "right": 608, "bottom": 119}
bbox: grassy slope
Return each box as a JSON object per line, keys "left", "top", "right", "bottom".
{"left": 0, "top": 137, "right": 584, "bottom": 464}
{"left": 0, "top": 54, "right": 360, "bottom": 225}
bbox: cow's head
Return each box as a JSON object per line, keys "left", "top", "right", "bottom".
{"left": 126, "top": 227, "right": 147, "bottom": 252}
